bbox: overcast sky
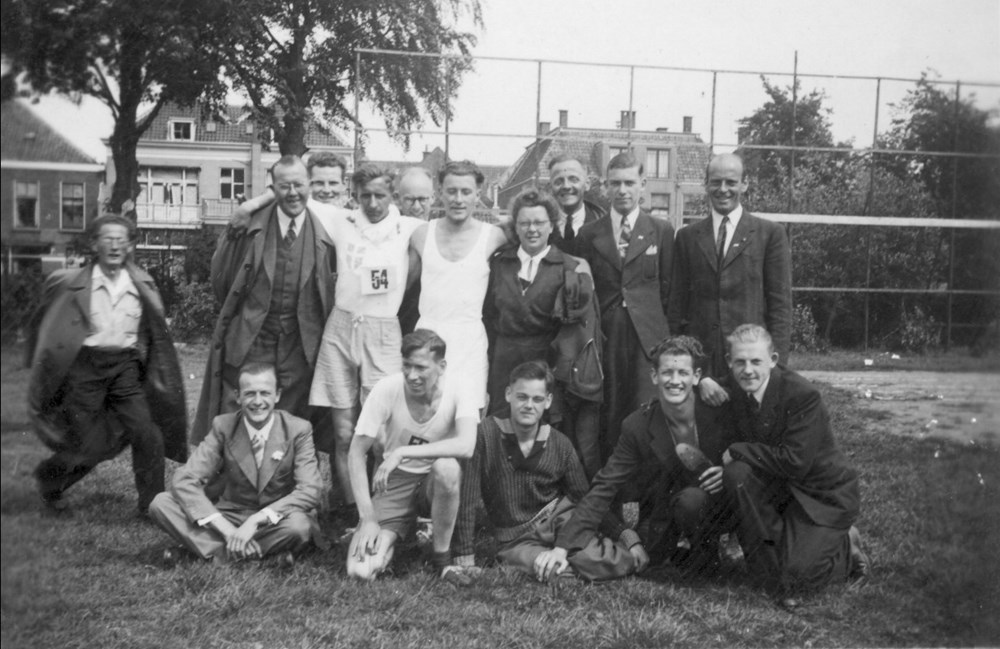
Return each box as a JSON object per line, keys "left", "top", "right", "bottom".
{"left": 26, "top": 0, "right": 1000, "bottom": 166}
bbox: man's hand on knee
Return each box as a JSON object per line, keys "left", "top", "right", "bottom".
{"left": 351, "top": 520, "right": 383, "bottom": 561}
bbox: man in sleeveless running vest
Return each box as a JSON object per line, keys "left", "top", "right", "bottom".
{"left": 408, "top": 160, "right": 508, "bottom": 412}
{"left": 193, "top": 156, "right": 336, "bottom": 446}
{"left": 308, "top": 163, "right": 424, "bottom": 526}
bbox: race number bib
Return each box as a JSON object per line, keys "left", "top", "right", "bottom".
{"left": 359, "top": 264, "right": 399, "bottom": 295}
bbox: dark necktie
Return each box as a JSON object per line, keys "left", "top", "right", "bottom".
{"left": 564, "top": 216, "right": 575, "bottom": 243}
{"left": 716, "top": 215, "right": 729, "bottom": 265}
{"left": 284, "top": 217, "right": 297, "bottom": 247}
{"left": 747, "top": 393, "right": 760, "bottom": 414}
{"left": 618, "top": 214, "right": 631, "bottom": 257}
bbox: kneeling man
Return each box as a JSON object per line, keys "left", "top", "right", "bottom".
{"left": 346, "top": 329, "right": 477, "bottom": 583}
{"left": 149, "top": 362, "right": 322, "bottom": 564}
{"left": 536, "top": 336, "right": 735, "bottom": 580}
{"left": 454, "top": 361, "right": 637, "bottom": 581}
{"left": 722, "top": 324, "right": 868, "bottom": 601}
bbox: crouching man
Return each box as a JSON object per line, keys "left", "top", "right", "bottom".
{"left": 453, "top": 361, "right": 638, "bottom": 581}
{"left": 535, "top": 336, "right": 735, "bottom": 581}
{"left": 721, "top": 324, "right": 868, "bottom": 605}
{"left": 149, "top": 362, "right": 322, "bottom": 565}
{"left": 346, "top": 329, "right": 477, "bottom": 584}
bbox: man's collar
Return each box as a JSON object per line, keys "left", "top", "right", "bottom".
{"left": 611, "top": 205, "right": 640, "bottom": 226}
{"left": 244, "top": 413, "right": 275, "bottom": 439}
{"left": 712, "top": 203, "right": 743, "bottom": 228}
{"left": 750, "top": 373, "right": 771, "bottom": 405}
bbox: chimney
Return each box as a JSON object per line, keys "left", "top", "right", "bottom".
{"left": 537, "top": 121, "right": 551, "bottom": 135}
{"left": 682, "top": 116, "right": 693, "bottom": 133}
{"left": 619, "top": 110, "right": 636, "bottom": 129}
{"left": 558, "top": 110, "right": 568, "bottom": 128}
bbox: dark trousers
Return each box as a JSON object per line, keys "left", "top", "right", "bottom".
{"left": 641, "top": 482, "right": 733, "bottom": 574}
{"left": 600, "top": 304, "right": 656, "bottom": 461}
{"left": 723, "top": 461, "right": 851, "bottom": 595}
{"left": 35, "top": 347, "right": 165, "bottom": 511}
{"left": 557, "top": 391, "right": 602, "bottom": 481}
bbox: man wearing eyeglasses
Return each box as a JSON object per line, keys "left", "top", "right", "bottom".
{"left": 394, "top": 167, "right": 436, "bottom": 334}
{"left": 194, "top": 155, "right": 337, "bottom": 449}
{"left": 28, "top": 214, "right": 188, "bottom": 514}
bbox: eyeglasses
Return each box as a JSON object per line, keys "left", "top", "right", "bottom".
{"left": 98, "top": 237, "right": 130, "bottom": 246}
{"left": 401, "top": 196, "right": 433, "bottom": 205}
{"left": 515, "top": 220, "right": 551, "bottom": 230}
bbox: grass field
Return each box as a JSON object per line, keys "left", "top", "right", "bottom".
{"left": 2, "top": 344, "right": 999, "bottom": 648}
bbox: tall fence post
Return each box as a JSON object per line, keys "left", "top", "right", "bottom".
{"left": 946, "top": 80, "right": 962, "bottom": 350}
{"left": 787, "top": 51, "right": 798, "bottom": 213}
{"left": 354, "top": 51, "right": 361, "bottom": 162}
{"left": 710, "top": 71, "right": 717, "bottom": 152}
{"left": 627, "top": 66, "right": 635, "bottom": 149}
{"left": 863, "top": 78, "right": 882, "bottom": 351}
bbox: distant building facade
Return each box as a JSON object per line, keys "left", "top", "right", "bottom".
{"left": 1, "top": 100, "right": 104, "bottom": 274}
{"left": 104, "top": 102, "right": 353, "bottom": 250}
{"left": 498, "top": 111, "right": 711, "bottom": 230}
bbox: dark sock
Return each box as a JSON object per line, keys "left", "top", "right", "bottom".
{"left": 432, "top": 550, "right": 452, "bottom": 573}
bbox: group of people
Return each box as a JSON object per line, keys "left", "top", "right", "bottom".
{"left": 26, "top": 147, "right": 868, "bottom": 605}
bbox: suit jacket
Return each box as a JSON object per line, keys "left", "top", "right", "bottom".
{"left": 727, "top": 367, "right": 859, "bottom": 529}
{"left": 27, "top": 262, "right": 187, "bottom": 463}
{"left": 192, "top": 204, "right": 337, "bottom": 443}
{"left": 667, "top": 211, "right": 792, "bottom": 377}
{"left": 172, "top": 410, "right": 322, "bottom": 522}
{"left": 550, "top": 200, "right": 607, "bottom": 256}
{"left": 556, "top": 396, "right": 733, "bottom": 553}
{"left": 575, "top": 209, "right": 673, "bottom": 354}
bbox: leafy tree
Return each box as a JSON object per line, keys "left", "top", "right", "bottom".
{"left": 880, "top": 74, "right": 1000, "bottom": 344}
{"left": 215, "top": 0, "right": 482, "bottom": 156}
{"left": 1, "top": 0, "right": 225, "bottom": 214}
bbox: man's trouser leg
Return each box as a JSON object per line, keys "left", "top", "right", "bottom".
{"left": 779, "top": 499, "right": 852, "bottom": 594}
{"left": 497, "top": 497, "right": 636, "bottom": 581}
{"left": 722, "top": 460, "right": 788, "bottom": 592}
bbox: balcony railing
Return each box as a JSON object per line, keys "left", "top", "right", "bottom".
{"left": 203, "top": 198, "right": 240, "bottom": 219}
{"left": 135, "top": 203, "right": 201, "bottom": 228}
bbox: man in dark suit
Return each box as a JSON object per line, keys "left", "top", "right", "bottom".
{"left": 546, "top": 154, "right": 606, "bottom": 255}
{"left": 150, "top": 362, "right": 322, "bottom": 565}
{"left": 667, "top": 153, "right": 792, "bottom": 405}
{"left": 535, "top": 336, "right": 734, "bottom": 581}
{"left": 193, "top": 155, "right": 337, "bottom": 444}
{"left": 28, "top": 214, "right": 187, "bottom": 514}
{"left": 575, "top": 152, "right": 673, "bottom": 458}
{"left": 721, "top": 324, "right": 867, "bottom": 602}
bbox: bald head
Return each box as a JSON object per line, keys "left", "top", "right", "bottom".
{"left": 394, "top": 167, "right": 435, "bottom": 219}
{"left": 704, "top": 153, "right": 748, "bottom": 216}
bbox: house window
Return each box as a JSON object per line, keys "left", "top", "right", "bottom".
{"left": 14, "top": 181, "right": 39, "bottom": 228}
{"left": 650, "top": 192, "right": 671, "bottom": 217}
{"left": 137, "top": 167, "right": 199, "bottom": 206}
{"left": 61, "top": 182, "right": 86, "bottom": 231}
{"left": 169, "top": 119, "right": 195, "bottom": 141}
{"left": 610, "top": 145, "right": 629, "bottom": 158}
{"left": 646, "top": 149, "right": 670, "bottom": 178}
{"left": 220, "top": 168, "right": 246, "bottom": 200}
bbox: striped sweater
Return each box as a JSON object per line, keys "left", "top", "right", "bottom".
{"left": 453, "top": 416, "right": 626, "bottom": 558}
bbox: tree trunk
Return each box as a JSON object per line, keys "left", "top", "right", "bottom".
{"left": 109, "top": 118, "right": 141, "bottom": 220}
{"left": 280, "top": 112, "right": 308, "bottom": 157}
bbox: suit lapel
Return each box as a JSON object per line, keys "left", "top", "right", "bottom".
{"left": 592, "top": 216, "right": 622, "bottom": 270}
{"left": 229, "top": 417, "right": 259, "bottom": 487}
{"left": 624, "top": 212, "right": 655, "bottom": 265}
{"left": 298, "top": 209, "right": 316, "bottom": 293}
{"left": 722, "top": 212, "right": 755, "bottom": 269}
{"left": 693, "top": 218, "right": 719, "bottom": 272}
{"left": 257, "top": 413, "right": 289, "bottom": 493}
{"left": 647, "top": 407, "right": 675, "bottom": 464}
{"left": 256, "top": 205, "right": 279, "bottom": 285}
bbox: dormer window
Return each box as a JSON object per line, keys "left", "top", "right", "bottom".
{"left": 169, "top": 119, "right": 195, "bottom": 141}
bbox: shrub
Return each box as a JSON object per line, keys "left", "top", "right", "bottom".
{"left": 169, "top": 282, "right": 217, "bottom": 342}
{"left": 790, "top": 302, "right": 827, "bottom": 353}
{"left": 899, "top": 305, "right": 940, "bottom": 353}
{"left": 1, "top": 271, "right": 44, "bottom": 344}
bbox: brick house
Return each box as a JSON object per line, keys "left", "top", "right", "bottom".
{"left": 497, "top": 111, "right": 711, "bottom": 230}
{"left": 1, "top": 100, "right": 104, "bottom": 274}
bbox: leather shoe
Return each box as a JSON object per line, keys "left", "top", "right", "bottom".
{"left": 276, "top": 551, "right": 295, "bottom": 570}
